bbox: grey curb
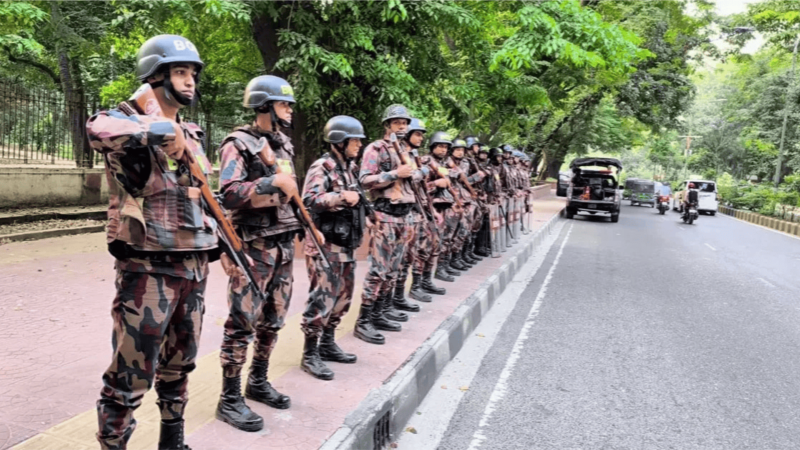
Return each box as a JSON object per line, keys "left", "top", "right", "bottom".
{"left": 0, "top": 224, "right": 106, "bottom": 243}
{"left": 320, "top": 208, "right": 566, "bottom": 450}
{"left": 0, "top": 209, "right": 106, "bottom": 225}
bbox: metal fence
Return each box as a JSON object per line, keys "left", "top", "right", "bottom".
{"left": 0, "top": 83, "right": 238, "bottom": 167}
{"left": 0, "top": 83, "right": 101, "bottom": 166}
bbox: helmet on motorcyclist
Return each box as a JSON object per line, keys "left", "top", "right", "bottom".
{"left": 688, "top": 182, "right": 696, "bottom": 189}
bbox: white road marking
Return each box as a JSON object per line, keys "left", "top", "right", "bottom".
{"left": 757, "top": 277, "right": 775, "bottom": 288}
{"left": 466, "top": 224, "right": 574, "bottom": 450}
{"left": 397, "top": 222, "right": 566, "bottom": 450}
{"left": 705, "top": 243, "right": 716, "bottom": 251}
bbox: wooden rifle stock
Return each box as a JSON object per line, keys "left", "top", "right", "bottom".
{"left": 124, "top": 84, "right": 272, "bottom": 312}
{"left": 447, "top": 159, "right": 477, "bottom": 198}
{"left": 254, "top": 139, "right": 332, "bottom": 269}
{"left": 388, "top": 134, "right": 432, "bottom": 220}
{"left": 428, "top": 158, "right": 462, "bottom": 208}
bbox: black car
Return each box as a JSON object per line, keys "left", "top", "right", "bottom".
{"left": 556, "top": 171, "right": 570, "bottom": 197}
{"left": 564, "top": 157, "right": 623, "bottom": 223}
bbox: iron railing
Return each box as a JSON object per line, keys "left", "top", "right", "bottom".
{"left": 0, "top": 83, "right": 238, "bottom": 167}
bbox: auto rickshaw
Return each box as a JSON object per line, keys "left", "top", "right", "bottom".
{"left": 630, "top": 180, "right": 656, "bottom": 208}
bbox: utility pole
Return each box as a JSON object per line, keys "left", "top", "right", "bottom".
{"left": 678, "top": 132, "right": 702, "bottom": 180}
{"left": 775, "top": 33, "right": 800, "bottom": 188}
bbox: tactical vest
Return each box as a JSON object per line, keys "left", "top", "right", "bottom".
{"left": 310, "top": 155, "right": 365, "bottom": 249}
{"left": 221, "top": 127, "right": 302, "bottom": 238}
{"left": 365, "top": 139, "right": 416, "bottom": 205}
{"left": 425, "top": 155, "right": 456, "bottom": 206}
{"left": 447, "top": 156, "right": 473, "bottom": 204}
{"left": 103, "top": 110, "right": 217, "bottom": 255}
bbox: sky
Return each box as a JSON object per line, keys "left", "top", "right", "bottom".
{"left": 712, "top": 0, "right": 764, "bottom": 54}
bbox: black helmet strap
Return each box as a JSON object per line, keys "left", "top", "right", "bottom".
{"left": 148, "top": 67, "right": 199, "bottom": 107}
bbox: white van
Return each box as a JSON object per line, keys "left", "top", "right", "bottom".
{"left": 672, "top": 179, "right": 718, "bottom": 215}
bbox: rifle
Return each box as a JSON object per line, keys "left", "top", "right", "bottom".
{"left": 251, "top": 137, "right": 332, "bottom": 269}
{"left": 388, "top": 133, "right": 433, "bottom": 221}
{"left": 122, "top": 83, "right": 268, "bottom": 309}
{"left": 447, "top": 158, "right": 477, "bottom": 198}
{"left": 427, "top": 158, "right": 463, "bottom": 209}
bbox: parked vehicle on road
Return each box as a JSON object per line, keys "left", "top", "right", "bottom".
{"left": 556, "top": 171, "right": 569, "bottom": 197}
{"left": 565, "top": 157, "right": 623, "bottom": 223}
{"left": 672, "top": 180, "right": 718, "bottom": 215}
{"left": 629, "top": 179, "right": 656, "bottom": 208}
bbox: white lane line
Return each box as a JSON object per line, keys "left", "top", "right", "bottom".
{"left": 757, "top": 277, "right": 775, "bottom": 288}
{"left": 467, "top": 224, "right": 574, "bottom": 450}
{"left": 705, "top": 243, "right": 716, "bottom": 251}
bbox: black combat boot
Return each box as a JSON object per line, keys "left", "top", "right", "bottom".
{"left": 409, "top": 274, "right": 432, "bottom": 302}
{"left": 450, "top": 251, "right": 469, "bottom": 271}
{"left": 372, "top": 296, "right": 402, "bottom": 332}
{"left": 158, "top": 419, "right": 191, "bottom": 450}
{"left": 446, "top": 251, "right": 465, "bottom": 274}
{"left": 216, "top": 376, "right": 264, "bottom": 432}
{"left": 422, "top": 271, "right": 447, "bottom": 294}
{"left": 354, "top": 304, "right": 385, "bottom": 344}
{"left": 301, "top": 334, "right": 334, "bottom": 380}
{"left": 468, "top": 236, "right": 483, "bottom": 262}
{"left": 382, "top": 292, "right": 408, "bottom": 322}
{"left": 319, "top": 326, "right": 357, "bottom": 363}
{"left": 462, "top": 246, "right": 479, "bottom": 265}
{"left": 394, "top": 283, "right": 422, "bottom": 311}
{"left": 434, "top": 254, "right": 456, "bottom": 283}
{"left": 245, "top": 359, "right": 291, "bottom": 409}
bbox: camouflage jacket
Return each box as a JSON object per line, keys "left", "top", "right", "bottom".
{"left": 359, "top": 138, "right": 428, "bottom": 223}
{"left": 218, "top": 124, "right": 302, "bottom": 242}
{"left": 422, "top": 155, "right": 456, "bottom": 206}
{"left": 445, "top": 156, "right": 483, "bottom": 204}
{"left": 301, "top": 153, "right": 361, "bottom": 262}
{"left": 87, "top": 106, "right": 218, "bottom": 280}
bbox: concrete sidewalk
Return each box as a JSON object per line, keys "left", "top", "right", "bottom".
{"left": 1, "top": 196, "right": 564, "bottom": 450}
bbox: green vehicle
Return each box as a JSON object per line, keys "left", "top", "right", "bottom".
{"left": 629, "top": 180, "right": 656, "bottom": 208}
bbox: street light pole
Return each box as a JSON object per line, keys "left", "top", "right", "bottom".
{"left": 775, "top": 34, "right": 800, "bottom": 188}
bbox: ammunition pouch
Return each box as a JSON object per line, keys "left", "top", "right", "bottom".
{"left": 373, "top": 198, "right": 413, "bottom": 217}
{"left": 314, "top": 206, "right": 365, "bottom": 250}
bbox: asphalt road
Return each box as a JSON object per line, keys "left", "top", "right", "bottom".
{"left": 399, "top": 202, "right": 800, "bottom": 450}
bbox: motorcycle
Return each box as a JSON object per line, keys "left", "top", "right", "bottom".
{"left": 657, "top": 195, "right": 670, "bottom": 215}
{"left": 682, "top": 203, "right": 698, "bottom": 225}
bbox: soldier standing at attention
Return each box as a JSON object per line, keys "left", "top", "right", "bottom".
{"left": 425, "top": 132, "right": 461, "bottom": 281}
{"left": 392, "top": 118, "right": 437, "bottom": 310}
{"left": 355, "top": 104, "right": 428, "bottom": 344}
{"left": 299, "top": 116, "right": 366, "bottom": 380}
{"left": 89, "top": 35, "right": 219, "bottom": 450}
{"left": 215, "top": 75, "right": 303, "bottom": 431}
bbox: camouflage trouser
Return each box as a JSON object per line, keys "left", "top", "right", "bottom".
{"left": 398, "top": 219, "right": 423, "bottom": 288}
{"left": 454, "top": 203, "right": 473, "bottom": 250}
{"left": 97, "top": 269, "right": 206, "bottom": 450}
{"left": 472, "top": 201, "right": 487, "bottom": 233}
{"left": 301, "top": 256, "right": 356, "bottom": 338}
{"left": 220, "top": 237, "right": 294, "bottom": 378}
{"left": 361, "top": 220, "right": 412, "bottom": 305}
{"left": 412, "top": 217, "right": 442, "bottom": 275}
{"left": 442, "top": 207, "right": 462, "bottom": 250}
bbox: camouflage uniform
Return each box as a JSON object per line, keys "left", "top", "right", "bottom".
{"left": 88, "top": 108, "right": 218, "bottom": 450}
{"left": 217, "top": 124, "right": 302, "bottom": 378}
{"left": 359, "top": 138, "right": 424, "bottom": 306}
{"left": 446, "top": 156, "right": 483, "bottom": 251}
{"left": 300, "top": 153, "right": 362, "bottom": 338}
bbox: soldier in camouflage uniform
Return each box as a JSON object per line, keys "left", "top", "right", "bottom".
{"left": 473, "top": 144, "right": 495, "bottom": 255}
{"left": 299, "top": 116, "right": 366, "bottom": 380}
{"left": 89, "top": 35, "right": 217, "bottom": 450}
{"left": 215, "top": 75, "right": 303, "bottom": 431}
{"left": 460, "top": 137, "right": 489, "bottom": 264}
{"left": 423, "top": 132, "right": 461, "bottom": 281}
{"left": 393, "top": 118, "right": 436, "bottom": 310}
{"left": 355, "top": 104, "right": 429, "bottom": 344}
{"left": 446, "top": 139, "right": 485, "bottom": 273}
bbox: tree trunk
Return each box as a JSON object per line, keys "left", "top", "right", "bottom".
{"left": 51, "top": 1, "right": 91, "bottom": 168}
{"left": 251, "top": 1, "right": 314, "bottom": 179}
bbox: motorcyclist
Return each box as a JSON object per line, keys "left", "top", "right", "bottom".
{"left": 683, "top": 182, "right": 699, "bottom": 214}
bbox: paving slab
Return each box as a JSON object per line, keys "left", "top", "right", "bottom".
{"left": 1, "top": 196, "right": 564, "bottom": 450}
